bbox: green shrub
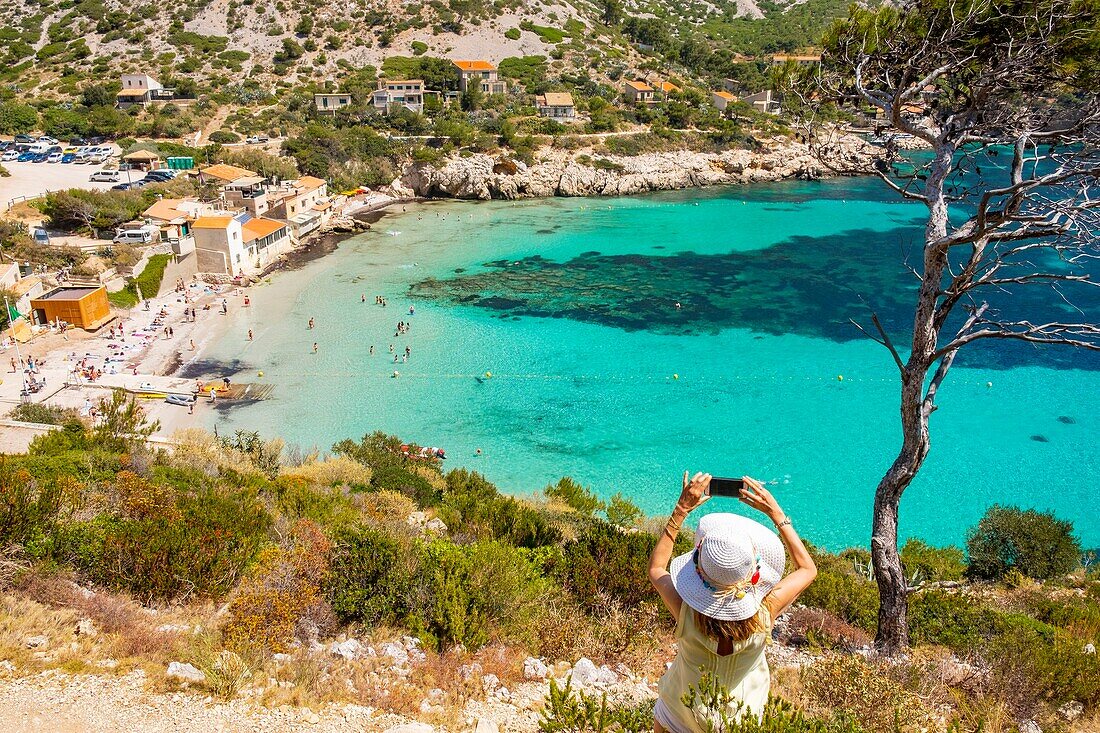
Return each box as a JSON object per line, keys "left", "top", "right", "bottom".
{"left": 109, "top": 254, "right": 171, "bottom": 308}
{"left": 556, "top": 520, "right": 661, "bottom": 610}
{"left": 56, "top": 485, "right": 271, "bottom": 602}
{"left": 327, "top": 524, "right": 413, "bottom": 627}
{"left": 411, "top": 40, "right": 428, "bottom": 55}
{"left": 208, "top": 130, "right": 240, "bottom": 143}
{"left": 984, "top": 613, "right": 1100, "bottom": 711}
{"left": 411, "top": 538, "right": 547, "bottom": 650}
{"left": 899, "top": 538, "right": 966, "bottom": 582}
{"left": 333, "top": 431, "right": 443, "bottom": 506}
{"left": 7, "top": 403, "right": 79, "bottom": 426}
{"left": 505, "top": 28, "right": 521, "bottom": 40}
{"left": 545, "top": 477, "right": 603, "bottom": 516}
{"left": 797, "top": 550, "right": 879, "bottom": 632}
{"left": 967, "top": 505, "right": 1080, "bottom": 581}
{"left": 439, "top": 468, "right": 561, "bottom": 547}
{"left": 908, "top": 590, "right": 998, "bottom": 649}
{"left": 539, "top": 677, "right": 653, "bottom": 732}
{"left": 0, "top": 462, "right": 77, "bottom": 555}
{"left": 605, "top": 492, "right": 642, "bottom": 527}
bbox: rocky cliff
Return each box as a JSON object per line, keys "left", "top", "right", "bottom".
{"left": 387, "top": 135, "right": 881, "bottom": 201}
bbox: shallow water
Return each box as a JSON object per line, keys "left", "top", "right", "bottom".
{"left": 200, "top": 180, "right": 1100, "bottom": 550}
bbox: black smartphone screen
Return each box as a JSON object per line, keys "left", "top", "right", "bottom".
{"left": 708, "top": 477, "right": 744, "bottom": 497}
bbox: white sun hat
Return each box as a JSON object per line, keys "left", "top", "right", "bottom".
{"left": 670, "top": 512, "right": 786, "bottom": 621}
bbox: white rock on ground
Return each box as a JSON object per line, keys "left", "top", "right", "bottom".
{"left": 330, "top": 639, "right": 363, "bottom": 660}
{"left": 570, "top": 657, "right": 618, "bottom": 689}
{"left": 475, "top": 719, "right": 500, "bottom": 733}
{"left": 384, "top": 724, "right": 436, "bottom": 733}
{"left": 165, "top": 661, "right": 206, "bottom": 684}
{"left": 24, "top": 636, "right": 48, "bottom": 649}
{"left": 523, "top": 657, "right": 549, "bottom": 680}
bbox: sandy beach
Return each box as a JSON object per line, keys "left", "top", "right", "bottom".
{"left": 0, "top": 275, "right": 255, "bottom": 450}
{"left": 0, "top": 191, "right": 412, "bottom": 451}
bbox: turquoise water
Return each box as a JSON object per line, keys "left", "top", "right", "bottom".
{"left": 199, "top": 179, "right": 1100, "bottom": 550}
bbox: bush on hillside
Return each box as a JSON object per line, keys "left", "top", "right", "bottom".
{"left": 108, "top": 254, "right": 172, "bottom": 308}
{"left": 967, "top": 505, "right": 1080, "bottom": 581}
{"left": 544, "top": 477, "right": 603, "bottom": 516}
{"left": 439, "top": 469, "right": 560, "bottom": 547}
{"left": 223, "top": 519, "right": 334, "bottom": 653}
{"left": 333, "top": 432, "right": 443, "bottom": 506}
{"left": 555, "top": 520, "right": 663, "bottom": 611}
{"left": 800, "top": 655, "right": 930, "bottom": 730}
{"left": 327, "top": 524, "right": 413, "bottom": 628}
{"left": 0, "top": 464, "right": 80, "bottom": 554}
{"left": 796, "top": 549, "right": 879, "bottom": 633}
{"left": 55, "top": 484, "right": 271, "bottom": 602}
{"left": 899, "top": 538, "right": 966, "bottom": 582}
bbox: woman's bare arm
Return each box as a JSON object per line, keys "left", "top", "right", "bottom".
{"left": 648, "top": 471, "right": 711, "bottom": 620}
{"left": 738, "top": 477, "right": 817, "bottom": 616}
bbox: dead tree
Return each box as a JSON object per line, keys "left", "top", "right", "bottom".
{"left": 792, "top": 0, "right": 1100, "bottom": 652}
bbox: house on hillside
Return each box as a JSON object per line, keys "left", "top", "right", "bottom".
{"left": 192, "top": 213, "right": 290, "bottom": 274}
{"left": 742, "top": 89, "right": 780, "bottom": 114}
{"left": 711, "top": 90, "right": 737, "bottom": 112}
{"left": 198, "top": 163, "right": 258, "bottom": 186}
{"left": 657, "top": 81, "right": 681, "bottom": 98}
{"left": 142, "top": 197, "right": 211, "bottom": 253}
{"left": 268, "top": 176, "right": 331, "bottom": 240}
{"left": 222, "top": 176, "right": 272, "bottom": 217}
{"left": 372, "top": 80, "right": 430, "bottom": 114}
{"left": 623, "top": 80, "right": 656, "bottom": 105}
{"left": 314, "top": 93, "right": 352, "bottom": 114}
{"left": 453, "top": 60, "right": 507, "bottom": 95}
{"left": 535, "top": 92, "right": 575, "bottom": 120}
{"left": 116, "top": 74, "right": 173, "bottom": 107}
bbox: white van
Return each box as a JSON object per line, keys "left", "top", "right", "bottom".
{"left": 113, "top": 227, "right": 158, "bottom": 244}
{"left": 90, "top": 170, "right": 121, "bottom": 182}
{"left": 26, "top": 142, "right": 50, "bottom": 154}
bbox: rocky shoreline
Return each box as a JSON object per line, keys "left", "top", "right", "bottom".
{"left": 386, "top": 134, "right": 881, "bottom": 201}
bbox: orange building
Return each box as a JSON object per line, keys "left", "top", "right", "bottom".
{"left": 30, "top": 286, "right": 112, "bottom": 330}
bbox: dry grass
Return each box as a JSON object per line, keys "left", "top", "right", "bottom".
{"left": 282, "top": 457, "right": 373, "bottom": 487}
{"left": 779, "top": 607, "right": 873, "bottom": 650}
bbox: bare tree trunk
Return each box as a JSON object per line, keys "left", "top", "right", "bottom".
{"left": 872, "top": 144, "right": 953, "bottom": 652}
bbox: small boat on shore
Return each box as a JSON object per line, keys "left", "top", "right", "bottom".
{"left": 165, "top": 393, "right": 196, "bottom": 406}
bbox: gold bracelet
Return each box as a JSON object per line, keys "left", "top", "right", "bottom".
{"left": 775, "top": 517, "right": 792, "bottom": 529}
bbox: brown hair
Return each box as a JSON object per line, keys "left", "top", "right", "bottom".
{"left": 694, "top": 605, "right": 770, "bottom": 644}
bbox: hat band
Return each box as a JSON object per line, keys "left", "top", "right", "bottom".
{"left": 692, "top": 544, "right": 763, "bottom": 601}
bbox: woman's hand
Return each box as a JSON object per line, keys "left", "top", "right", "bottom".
{"left": 676, "top": 471, "right": 712, "bottom": 514}
{"left": 739, "top": 476, "right": 784, "bottom": 523}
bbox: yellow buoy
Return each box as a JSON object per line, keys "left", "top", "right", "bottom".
{"left": 485, "top": 371, "right": 492, "bottom": 378}
{"left": 837, "top": 375, "right": 844, "bottom": 381}
{"left": 257, "top": 371, "right": 264, "bottom": 378}
{"left": 673, "top": 374, "right": 679, "bottom": 380}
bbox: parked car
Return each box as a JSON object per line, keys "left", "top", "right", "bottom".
{"left": 111, "top": 181, "right": 146, "bottom": 190}
{"left": 61, "top": 153, "right": 75, "bottom": 163}
{"left": 90, "top": 170, "right": 121, "bottom": 182}
{"left": 245, "top": 135, "right": 270, "bottom": 144}
{"left": 32, "top": 228, "right": 50, "bottom": 245}
{"left": 87, "top": 154, "right": 106, "bottom": 164}
{"left": 0, "top": 141, "right": 10, "bottom": 151}
{"left": 37, "top": 136, "right": 59, "bottom": 145}
{"left": 31, "top": 153, "right": 49, "bottom": 162}
{"left": 1, "top": 151, "right": 17, "bottom": 162}
{"left": 14, "top": 134, "right": 34, "bottom": 144}
{"left": 143, "top": 171, "right": 174, "bottom": 182}
{"left": 69, "top": 137, "right": 89, "bottom": 147}
{"left": 46, "top": 152, "right": 63, "bottom": 163}
{"left": 113, "top": 228, "right": 157, "bottom": 244}
{"left": 16, "top": 151, "right": 34, "bottom": 162}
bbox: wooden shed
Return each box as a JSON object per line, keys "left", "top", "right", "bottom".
{"left": 30, "top": 286, "right": 112, "bottom": 331}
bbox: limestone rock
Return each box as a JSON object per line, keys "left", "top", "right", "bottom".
{"left": 523, "top": 657, "right": 549, "bottom": 680}
{"left": 1085, "top": 643, "right": 1096, "bottom": 654}
{"left": 166, "top": 661, "right": 206, "bottom": 684}
{"left": 24, "top": 636, "right": 48, "bottom": 649}
{"left": 1058, "top": 701, "right": 1084, "bottom": 722}
{"left": 571, "top": 657, "right": 618, "bottom": 689}
{"left": 1018, "top": 721, "right": 1042, "bottom": 733}
{"left": 384, "top": 724, "right": 435, "bottom": 733}
{"left": 330, "top": 639, "right": 362, "bottom": 660}
{"left": 425, "top": 517, "right": 448, "bottom": 534}
{"left": 75, "top": 619, "right": 97, "bottom": 637}
{"left": 474, "top": 719, "right": 500, "bottom": 733}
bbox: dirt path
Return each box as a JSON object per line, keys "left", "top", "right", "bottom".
{"left": 0, "top": 670, "right": 413, "bottom": 732}
{"left": 199, "top": 106, "right": 233, "bottom": 145}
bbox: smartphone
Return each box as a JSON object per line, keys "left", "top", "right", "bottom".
{"left": 708, "top": 477, "right": 744, "bottom": 497}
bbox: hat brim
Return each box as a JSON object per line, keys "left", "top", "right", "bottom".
{"left": 670, "top": 513, "right": 785, "bottom": 622}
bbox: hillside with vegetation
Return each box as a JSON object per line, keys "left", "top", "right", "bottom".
{"left": 0, "top": 393, "right": 1096, "bottom": 731}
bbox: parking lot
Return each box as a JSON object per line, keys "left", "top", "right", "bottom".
{"left": 0, "top": 160, "right": 122, "bottom": 212}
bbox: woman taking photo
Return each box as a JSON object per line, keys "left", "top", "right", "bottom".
{"left": 649, "top": 473, "right": 818, "bottom": 732}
